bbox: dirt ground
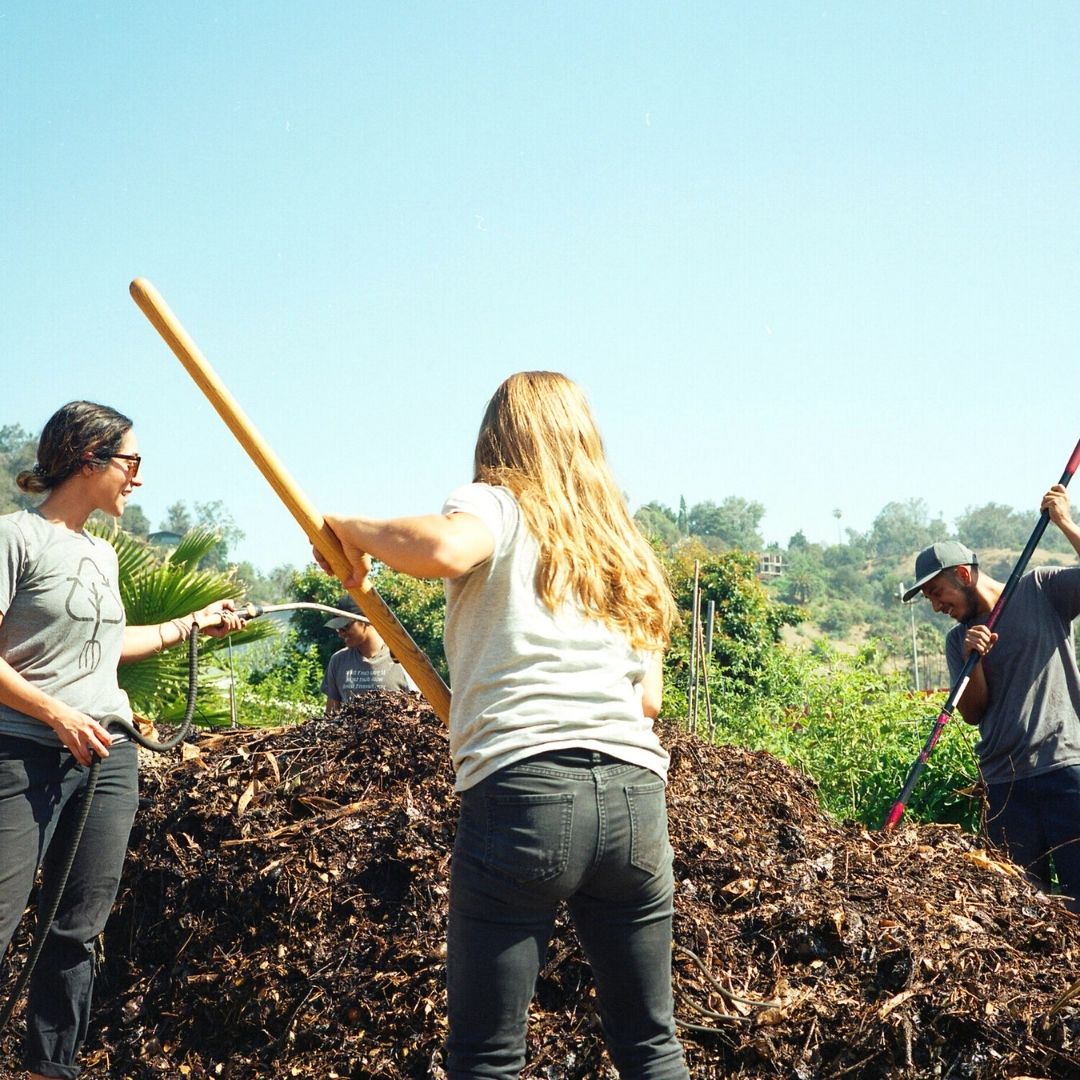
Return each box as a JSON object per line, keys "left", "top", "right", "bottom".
{"left": 3, "top": 695, "right": 1080, "bottom": 1079}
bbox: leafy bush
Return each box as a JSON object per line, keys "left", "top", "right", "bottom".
{"left": 234, "top": 629, "right": 324, "bottom": 726}
{"left": 662, "top": 545, "right": 980, "bottom": 832}
{"left": 679, "top": 636, "right": 980, "bottom": 831}
{"left": 91, "top": 524, "right": 275, "bottom": 726}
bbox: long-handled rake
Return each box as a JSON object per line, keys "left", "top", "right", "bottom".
{"left": 882, "top": 435, "right": 1080, "bottom": 831}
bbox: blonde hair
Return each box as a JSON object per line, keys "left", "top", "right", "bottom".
{"left": 473, "top": 372, "right": 676, "bottom": 651}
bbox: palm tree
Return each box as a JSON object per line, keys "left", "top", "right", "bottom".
{"left": 89, "top": 523, "right": 276, "bottom": 725}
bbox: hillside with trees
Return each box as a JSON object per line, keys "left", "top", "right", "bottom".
{"left": 634, "top": 493, "right": 1079, "bottom": 692}
{"left": 4, "top": 413, "right": 1077, "bottom": 831}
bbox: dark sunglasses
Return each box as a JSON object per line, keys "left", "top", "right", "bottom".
{"left": 110, "top": 453, "right": 142, "bottom": 477}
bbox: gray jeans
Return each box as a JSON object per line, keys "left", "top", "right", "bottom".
{"left": 0, "top": 735, "right": 138, "bottom": 1079}
{"left": 446, "top": 748, "right": 690, "bottom": 1080}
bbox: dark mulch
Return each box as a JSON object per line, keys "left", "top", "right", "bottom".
{"left": 3, "top": 694, "right": 1080, "bottom": 1078}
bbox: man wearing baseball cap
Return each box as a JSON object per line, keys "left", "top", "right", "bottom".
{"left": 908, "top": 484, "right": 1080, "bottom": 909}
{"left": 321, "top": 595, "right": 415, "bottom": 714}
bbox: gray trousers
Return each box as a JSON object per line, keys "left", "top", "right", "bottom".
{"left": 0, "top": 735, "right": 138, "bottom": 1079}
{"left": 446, "top": 748, "right": 690, "bottom": 1080}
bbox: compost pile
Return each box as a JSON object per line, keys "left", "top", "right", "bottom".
{"left": 3, "top": 696, "right": 1080, "bottom": 1079}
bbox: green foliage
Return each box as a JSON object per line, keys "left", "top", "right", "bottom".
{"left": 89, "top": 523, "right": 275, "bottom": 724}
{"left": 779, "top": 551, "right": 825, "bottom": 604}
{"left": 236, "top": 629, "right": 324, "bottom": 726}
{"left": 665, "top": 542, "right": 802, "bottom": 688}
{"left": 285, "top": 565, "right": 349, "bottom": 670}
{"left": 0, "top": 424, "right": 36, "bottom": 514}
{"left": 663, "top": 543, "right": 978, "bottom": 832}
{"left": 692, "top": 643, "right": 980, "bottom": 830}
{"left": 634, "top": 502, "right": 681, "bottom": 547}
{"left": 956, "top": 502, "right": 1031, "bottom": 550}
{"left": 231, "top": 561, "right": 298, "bottom": 605}
{"left": 865, "top": 498, "right": 949, "bottom": 559}
{"left": 370, "top": 566, "right": 449, "bottom": 680}
{"left": 686, "top": 496, "right": 765, "bottom": 551}
{"left": 120, "top": 503, "right": 151, "bottom": 537}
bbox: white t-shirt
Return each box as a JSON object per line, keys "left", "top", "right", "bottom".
{"left": 441, "top": 483, "right": 668, "bottom": 791}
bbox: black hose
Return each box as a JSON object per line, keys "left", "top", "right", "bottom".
{"left": 0, "top": 626, "right": 202, "bottom": 1036}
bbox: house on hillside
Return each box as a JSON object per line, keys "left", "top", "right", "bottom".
{"left": 758, "top": 551, "right": 784, "bottom": 578}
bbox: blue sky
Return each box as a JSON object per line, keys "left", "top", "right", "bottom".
{"left": 4, "top": 4, "right": 1080, "bottom": 573}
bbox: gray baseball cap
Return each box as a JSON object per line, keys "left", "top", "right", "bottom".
{"left": 902, "top": 541, "right": 978, "bottom": 602}
{"left": 324, "top": 595, "right": 371, "bottom": 629}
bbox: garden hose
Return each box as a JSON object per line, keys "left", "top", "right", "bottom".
{"left": 1, "top": 601, "right": 365, "bottom": 1036}
{"left": 0, "top": 626, "right": 203, "bottom": 1036}
{"left": 238, "top": 600, "right": 372, "bottom": 623}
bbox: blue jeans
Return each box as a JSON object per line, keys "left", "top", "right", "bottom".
{"left": 0, "top": 736, "right": 138, "bottom": 1079}
{"left": 985, "top": 764, "right": 1080, "bottom": 911}
{"left": 446, "top": 749, "right": 689, "bottom": 1080}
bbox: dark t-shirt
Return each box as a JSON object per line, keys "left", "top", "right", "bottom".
{"left": 946, "top": 566, "right": 1080, "bottom": 784}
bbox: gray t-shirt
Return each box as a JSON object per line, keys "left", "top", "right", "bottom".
{"left": 0, "top": 509, "right": 133, "bottom": 746}
{"left": 321, "top": 645, "right": 415, "bottom": 700}
{"left": 441, "top": 482, "right": 668, "bottom": 792}
{"left": 946, "top": 566, "right": 1080, "bottom": 785}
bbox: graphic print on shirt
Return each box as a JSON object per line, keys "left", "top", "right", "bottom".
{"left": 66, "top": 556, "right": 124, "bottom": 670}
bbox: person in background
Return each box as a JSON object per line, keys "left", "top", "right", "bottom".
{"left": 315, "top": 371, "right": 690, "bottom": 1079}
{"left": 906, "top": 484, "right": 1080, "bottom": 909}
{"left": 321, "top": 594, "right": 414, "bottom": 714}
{"left": 0, "top": 400, "right": 245, "bottom": 1080}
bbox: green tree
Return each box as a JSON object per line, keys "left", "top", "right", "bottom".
{"left": 120, "top": 504, "right": 151, "bottom": 537}
{"left": 665, "top": 541, "right": 802, "bottom": 689}
{"left": 955, "top": 502, "right": 1030, "bottom": 550}
{"left": 232, "top": 561, "right": 299, "bottom": 605}
{"left": 867, "top": 498, "right": 949, "bottom": 558}
{"left": 284, "top": 565, "right": 347, "bottom": 671}
{"left": 686, "top": 496, "right": 765, "bottom": 551}
{"left": 634, "top": 502, "right": 680, "bottom": 547}
{"left": 160, "top": 501, "right": 193, "bottom": 535}
{"left": 0, "top": 424, "right": 36, "bottom": 514}
{"left": 371, "top": 567, "right": 448, "bottom": 680}
{"left": 779, "top": 551, "right": 825, "bottom": 605}
{"left": 787, "top": 529, "right": 809, "bottom": 551}
{"left": 158, "top": 499, "right": 244, "bottom": 571}
{"left": 194, "top": 500, "right": 245, "bottom": 569}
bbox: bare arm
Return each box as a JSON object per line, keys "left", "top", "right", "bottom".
{"left": 640, "top": 652, "right": 663, "bottom": 719}
{"left": 319, "top": 512, "right": 495, "bottom": 584}
{"left": 120, "top": 600, "right": 246, "bottom": 663}
{"left": 1043, "top": 484, "right": 1080, "bottom": 559}
{"left": 955, "top": 624, "right": 997, "bottom": 726}
{"left": 0, "top": 613, "right": 112, "bottom": 765}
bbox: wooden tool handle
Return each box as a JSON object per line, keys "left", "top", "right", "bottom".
{"left": 129, "top": 278, "right": 451, "bottom": 724}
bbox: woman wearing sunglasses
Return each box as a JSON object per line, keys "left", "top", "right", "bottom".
{"left": 317, "top": 372, "right": 690, "bottom": 1080}
{"left": 0, "top": 400, "right": 245, "bottom": 1080}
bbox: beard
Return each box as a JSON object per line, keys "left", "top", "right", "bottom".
{"left": 957, "top": 581, "right": 981, "bottom": 623}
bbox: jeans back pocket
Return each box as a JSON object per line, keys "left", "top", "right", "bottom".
{"left": 624, "top": 780, "right": 671, "bottom": 876}
{"left": 484, "top": 792, "right": 575, "bottom": 884}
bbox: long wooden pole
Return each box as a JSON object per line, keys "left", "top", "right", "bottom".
{"left": 882, "top": 434, "right": 1080, "bottom": 831}
{"left": 129, "top": 278, "right": 451, "bottom": 725}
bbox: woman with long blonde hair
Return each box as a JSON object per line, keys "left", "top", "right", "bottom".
{"left": 319, "top": 372, "right": 689, "bottom": 1079}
